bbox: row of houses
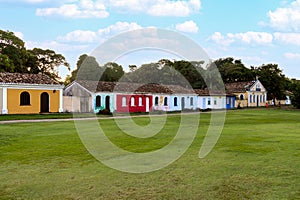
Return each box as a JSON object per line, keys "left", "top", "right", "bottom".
{"left": 0, "top": 72, "right": 286, "bottom": 115}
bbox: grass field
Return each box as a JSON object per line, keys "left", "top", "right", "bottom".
{"left": 0, "top": 109, "right": 299, "bottom": 199}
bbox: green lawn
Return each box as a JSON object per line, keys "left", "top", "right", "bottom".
{"left": 0, "top": 109, "right": 299, "bottom": 199}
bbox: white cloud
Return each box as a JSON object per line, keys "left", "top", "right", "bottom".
{"left": 175, "top": 20, "right": 199, "bottom": 33}
{"left": 267, "top": 0, "right": 300, "bottom": 31}
{"left": 285, "top": 52, "right": 300, "bottom": 59}
{"left": 58, "top": 30, "right": 98, "bottom": 43}
{"left": 35, "top": 0, "right": 201, "bottom": 18}
{"left": 108, "top": 0, "right": 145, "bottom": 12}
{"left": 274, "top": 32, "right": 300, "bottom": 46}
{"left": 148, "top": 0, "right": 201, "bottom": 16}
{"left": 14, "top": 31, "right": 24, "bottom": 39}
{"left": 58, "top": 21, "right": 142, "bottom": 43}
{"left": 26, "top": 40, "right": 89, "bottom": 52}
{"left": 36, "top": 0, "right": 109, "bottom": 18}
{"left": 209, "top": 31, "right": 273, "bottom": 46}
{"left": 98, "top": 21, "right": 142, "bottom": 36}
{"left": 230, "top": 32, "right": 273, "bottom": 45}
{"left": 241, "top": 56, "right": 264, "bottom": 63}
{"left": 209, "top": 32, "right": 234, "bottom": 46}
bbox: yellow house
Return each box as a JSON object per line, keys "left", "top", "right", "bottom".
{"left": 225, "top": 80, "right": 267, "bottom": 108}
{"left": 0, "top": 73, "right": 64, "bottom": 114}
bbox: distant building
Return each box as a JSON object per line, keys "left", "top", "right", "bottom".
{"left": 225, "top": 80, "right": 267, "bottom": 108}
{"left": 0, "top": 73, "right": 64, "bottom": 114}
{"left": 63, "top": 81, "right": 198, "bottom": 113}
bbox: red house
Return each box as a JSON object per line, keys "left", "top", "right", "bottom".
{"left": 116, "top": 94, "right": 152, "bottom": 113}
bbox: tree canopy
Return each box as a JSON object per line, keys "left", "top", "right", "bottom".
{"left": 0, "top": 30, "right": 69, "bottom": 81}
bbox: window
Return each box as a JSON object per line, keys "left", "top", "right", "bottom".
{"left": 214, "top": 98, "right": 217, "bottom": 105}
{"left": 256, "top": 83, "right": 261, "bottom": 91}
{"left": 139, "top": 97, "right": 142, "bottom": 106}
{"left": 226, "top": 97, "right": 230, "bottom": 104}
{"left": 260, "top": 95, "right": 262, "bottom": 103}
{"left": 20, "top": 91, "right": 30, "bottom": 105}
{"left": 253, "top": 95, "right": 256, "bottom": 103}
{"left": 208, "top": 98, "right": 211, "bottom": 105}
{"left": 122, "top": 97, "right": 126, "bottom": 107}
{"left": 250, "top": 95, "right": 252, "bottom": 103}
{"left": 190, "top": 97, "right": 194, "bottom": 106}
{"left": 96, "top": 95, "right": 101, "bottom": 107}
{"left": 240, "top": 94, "right": 244, "bottom": 100}
{"left": 155, "top": 97, "right": 159, "bottom": 106}
{"left": 174, "top": 97, "right": 178, "bottom": 106}
{"left": 164, "top": 97, "right": 168, "bottom": 106}
{"left": 131, "top": 97, "right": 135, "bottom": 106}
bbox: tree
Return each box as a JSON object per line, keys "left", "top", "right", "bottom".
{"left": 28, "top": 48, "right": 70, "bottom": 80}
{"left": 129, "top": 65, "right": 137, "bottom": 72}
{"left": 252, "top": 64, "right": 288, "bottom": 100}
{"left": 289, "top": 79, "right": 300, "bottom": 108}
{"left": 101, "top": 62, "right": 125, "bottom": 82}
{"left": 214, "top": 57, "right": 255, "bottom": 83}
{"left": 0, "top": 30, "right": 28, "bottom": 72}
{"left": 0, "top": 29, "right": 70, "bottom": 81}
{"left": 73, "top": 54, "right": 103, "bottom": 82}
{"left": 65, "top": 54, "right": 126, "bottom": 85}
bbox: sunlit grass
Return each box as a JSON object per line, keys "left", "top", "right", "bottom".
{"left": 0, "top": 109, "right": 299, "bottom": 199}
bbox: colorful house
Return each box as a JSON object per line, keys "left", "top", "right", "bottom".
{"left": 116, "top": 94, "right": 152, "bottom": 113}
{"left": 64, "top": 81, "right": 200, "bottom": 113}
{"left": 64, "top": 81, "right": 154, "bottom": 113}
{"left": 151, "top": 84, "right": 197, "bottom": 112}
{"left": 0, "top": 72, "right": 64, "bottom": 114}
{"left": 195, "top": 89, "right": 228, "bottom": 110}
{"left": 225, "top": 80, "right": 267, "bottom": 108}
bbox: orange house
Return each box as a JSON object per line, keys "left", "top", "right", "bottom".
{"left": 0, "top": 73, "right": 64, "bottom": 114}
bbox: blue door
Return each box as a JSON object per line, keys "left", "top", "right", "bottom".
{"left": 226, "top": 97, "right": 231, "bottom": 109}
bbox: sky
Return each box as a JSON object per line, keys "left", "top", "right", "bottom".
{"left": 1, "top": 0, "right": 300, "bottom": 80}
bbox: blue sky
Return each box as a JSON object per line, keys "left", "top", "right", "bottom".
{"left": 1, "top": 0, "right": 300, "bottom": 80}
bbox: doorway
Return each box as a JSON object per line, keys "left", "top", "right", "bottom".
{"left": 105, "top": 96, "right": 110, "bottom": 111}
{"left": 40, "top": 92, "right": 49, "bottom": 113}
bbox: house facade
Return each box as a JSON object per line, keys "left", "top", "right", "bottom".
{"left": 195, "top": 89, "right": 229, "bottom": 110}
{"left": 0, "top": 73, "right": 64, "bottom": 114}
{"left": 225, "top": 80, "right": 267, "bottom": 108}
{"left": 116, "top": 94, "right": 152, "bottom": 113}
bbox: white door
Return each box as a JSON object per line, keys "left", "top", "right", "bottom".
{"left": 146, "top": 97, "right": 150, "bottom": 112}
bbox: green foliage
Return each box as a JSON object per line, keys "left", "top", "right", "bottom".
{"left": 0, "top": 29, "right": 69, "bottom": 81}
{"left": 122, "top": 59, "right": 206, "bottom": 89}
{"left": 65, "top": 54, "right": 125, "bottom": 85}
{"left": 28, "top": 48, "right": 70, "bottom": 80}
{"left": 214, "top": 57, "right": 255, "bottom": 83}
{"left": 101, "top": 62, "right": 124, "bottom": 82}
{"left": 75, "top": 54, "right": 103, "bottom": 81}
{"left": 252, "top": 64, "right": 288, "bottom": 100}
{"left": 290, "top": 80, "right": 300, "bottom": 108}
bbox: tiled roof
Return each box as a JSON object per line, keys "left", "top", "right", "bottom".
{"left": 0, "top": 72, "right": 59, "bottom": 85}
{"left": 194, "top": 89, "right": 228, "bottom": 96}
{"left": 75, "top": 81, "right": 195, "bottom": 94}
{"left": 225, "top": 81, "right": 255, "bottom": 93}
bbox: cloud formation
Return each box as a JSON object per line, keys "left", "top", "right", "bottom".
{"left": 285, "top": 52, "right": 300, "bottom": 59}
{"left": 209, "top": 32, "right": 273, "bottom": 46}
{"left": 58, "top": 21, "right": 142, "bottom": 43}
{"left": 267, "top": 0, "right": 300, "bottom": 31}
{"left": 274, "top": 32, "right": 300, "bottom": 46}
{"left": 35, "top": 0, "right": 201, "bottom": 18}
{"left": 175, "top": 20, "right": 199, "bottom": 33}
{"left": 36, "top": 0, "right": 109, "bottom": 18}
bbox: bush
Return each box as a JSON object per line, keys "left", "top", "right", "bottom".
{"left": 97, "top": 109, "right": 112, "bottom": 115}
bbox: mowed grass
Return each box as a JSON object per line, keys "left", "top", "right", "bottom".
{"left": 0, "top": 109, "right": 299, "bottom": 199}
